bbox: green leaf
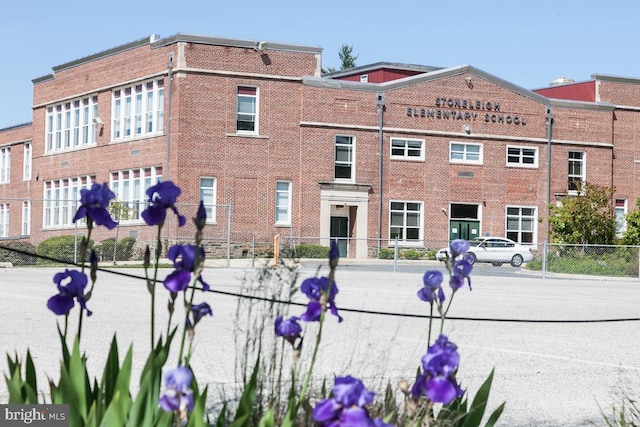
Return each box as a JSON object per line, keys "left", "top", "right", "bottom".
{"left": 231, "top": 356, "right": 260, "bottom": 425}
{"left": 484, "top": 402, "right": 505, "bottom": 427}
{"left": 101, "top": 335, "right": 121, "bottom": 406}
{"left": 461, "top": 368, "right": 495, "bottom": 427}
{"left": 186, "top": 385, "right": 209, "bottom": 427}
{"left": 25, "top": 350, "right": 37, "bottom": 397}
{"left": 214, "top": 403, "right": 227, "bottom": 427}
{"left": 258, "top": 407, "right": 275, "bottom": 427}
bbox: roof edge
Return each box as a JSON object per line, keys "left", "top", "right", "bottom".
{"left": 152, "top": 33, "right": 323, "bottom": 54}
{"left": 0, "top": 122, "right": 33, "bottom": 133}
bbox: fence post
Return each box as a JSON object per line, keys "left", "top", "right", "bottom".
{"left": 393, "top": 236, "right": 398, "bottom": 272}
{"left": 637, "top": 246, "right": 640, "bottom": 279}
{"left": 542, "top": 242, "right": 547, "bottom": 280}
{"left": 226, "top": 203, "right": 231, "bottom": 268}
{"left": 252, "top": 234, "right": 255, "bottom": 269}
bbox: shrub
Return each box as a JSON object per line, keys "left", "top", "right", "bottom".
{"left": 292, "top": 243, "right": 330, "bottom": 258}
{"left": 403, "top": 249, "right": 423, "bottom": 260}
{"left": 95, "top": 237, "right": 136, "bottom": 261}
{"left": 378, "top": 247, "right": 395, "bottom": 259}
{"left": 0, "top": 240, "right": 38, "bottom": 265}
{"left": 37, "top": 235, "right": 94, "bottom": 264}
{"left": 427, "top": 249, "right": 438, "bottom": 260}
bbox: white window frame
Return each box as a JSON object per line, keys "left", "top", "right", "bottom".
{"left": 0, "top": 147, "right": 10, "bottom": 184}
{"left": 23, "top": 142, "right": 31, "bottom": 180}
{"left": 22, "top": 201, "right": 30, "bottom": 236}
{"left": 43, "top": 176, "right": 94, "bottom": 229}
{"left": 506, "top": 206, "right": 536, "bottom": 244}
{"left": 389, "top": 200, "right": 423, "bottom": 245}
{"left": 236, "top": 86, "right": 258, "bottom": 134}
{"left": 199, "top": 177, "right": 217, "bottom": 223}
{"left": 450, "top": 142, "right": 483, "bottom": 164}
{"left": 0, "top": 204, "right": 8, "bottom": 237}
{"left": 111, "top": 167, "right": 162, "bottom": 223}
{"left": 506, "top": 145, "right": 538, "bottom": 168}
{"left": 112, "top": 79, "right": 164, "bottom": 142}
{"left": 615, "top": 198, "right": 628, "bottom": 238}
{"left": 568, "top": 151, "right": 586, "bottom": 194}
{"left": 390, "top": 137, "right": 425, "bottom": 161}
{"left": 335, "top": 135, "right": 355, "bottom": 182}
{"left": 45, "top": 96, "right": 98, "bottom": 153}
{"left": 275, "top": 180, "right": 292, "bottom": 226}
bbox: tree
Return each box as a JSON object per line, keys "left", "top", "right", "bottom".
{"left": 548, "top": 182, "right": 617, "bottom": 244}
{"left": 621, "top": 198, "right": 640, "bottom": 245}
{"left": 322, "top": 43, "right": 358, "bottom": 73}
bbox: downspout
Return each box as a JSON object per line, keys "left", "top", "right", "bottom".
{"left": 543, "top": 106, "right": 553, "bottom": 279}
{"left": 376, "top": 92, "right": 385, "bottom": 254}
{"left": 164, "top": 53, "right": 173, "bottom": 242}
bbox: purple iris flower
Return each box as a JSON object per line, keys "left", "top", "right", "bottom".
{"left": 313, "top": 376, "right": 391, "bottom": 427}
{"left": 164, "top": 244, "right": 210, "bottom": 293}
{"left": 451, "top": 258, "right": 473, "bottom": 291}
{"left": 412, "top": 334, "right": 464, "bottom": 404}
{"left": 72, "top": 182, "right": 118, "bottom": 229}
{"left": 47, "top": 269, "right": 92, "bottom": 316}
{"left": 141, "top": 181, "right": 187, "bottom": 227}
{"left": 417, "top": 270, "right": 445, "bottom": 303}
{"left": 300, "top": 276, "right": 343, "bottom": 322}
{"left": 274, "top": 315, "right": 302, "bottom": 346}
{"left": 450, "top": 239, "right": 470, "bottom": 259}
{"left": 158, "top": 366, "right": 194, "bottom": 413}
{"left": 186, "top": 302, "right": 212, "bottom": 329}
{"left": 329, "top": 239, "right": 340, "bottom": 269}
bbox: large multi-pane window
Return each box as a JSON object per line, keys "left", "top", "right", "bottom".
{"left": 112, "top": 79, "right": 164, "bottom": 141}
{"left": 507, "top": 146, "right": 538, "bottom": 167}
{"left": 450, "top": 142, "right": 482, "bottom": 164}
{"left": 568, "top": 151, "right": 585, "bottom": 192}
{"left": 23, "top": 143, "right": 31, "bottom": 180}
{"left": 335, "top": 135, "right": 355, "bottom": 181}
{"left": 111, "top": 166, "right": 162, "bottom": 222}
{"left": 390, "top": 138, "right": 424, "bottom": 160}
{"left": 615, "top": 199, "right": 627, "bottom": 238}
{"left": 0, "top": 204, "right": 8, "bottom": 237}
{"left": 389, "top": 201, "right": 422, "bottom": 243}
{"left": 506, "top": 206, "right": 536, "bottom": 244}
{"left": 22, "top": 201, "right": 30, "bottom": 236}
{"left": 199, "top": 177, "right": 217, "bottom": 223}
{"left": 236, "top": 86, "right": 258, "bottom": 133}
{"left": 0, "top": 147, "right": 9, "bottom": 183}
{"left": 275, "top": 181, "right": 292, "bottom": 226}
{"left": 43, "top": 176, "right": 94, "bottom": 228}
{"left": 45, "top": 96, "right": 98, "bottom": 152}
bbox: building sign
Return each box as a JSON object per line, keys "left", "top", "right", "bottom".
{"left": 407, "top": 97, "right": 526, "bottom": 126}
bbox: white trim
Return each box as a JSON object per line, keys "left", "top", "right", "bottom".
{"left": 449, "top": 141, "right": 483, "bottom": 165}
{"left": 390, "top": 137, "right": 425, "bottom": 161}
{"left": 506, "top": 145, "right": 538, "bottom": 168}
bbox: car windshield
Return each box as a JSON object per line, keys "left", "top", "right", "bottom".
{"left": 469, "top": 238, "right": 485, "bottom": 246}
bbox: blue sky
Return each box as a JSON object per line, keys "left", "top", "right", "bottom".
{"left": 1, "top": 0, "right": 639, "bottom": 129}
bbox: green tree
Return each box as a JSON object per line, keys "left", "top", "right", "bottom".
{"left": 322, "top": 43, "right": 358, "bottom": 73}
{"left": 548, "top": 182, "right": 617, "bottom": 244}
{"left": 621, "top": 198, "right": 640, "bottom": 244}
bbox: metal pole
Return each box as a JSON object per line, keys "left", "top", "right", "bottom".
{"left": 226, "top": 204, "right": 231, "bottom": 268}
{"left": 377, "top": 93, "right": 385, "bottom": 254}
{"left": 393, "top": 236, "right": 398, "bottom": 272}
{"left": 543, "top": 106, "right": 553, "bottom": 279}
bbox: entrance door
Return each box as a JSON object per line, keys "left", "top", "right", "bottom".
{"left": 449, "top": 220, "right": 480, "bottom": 241}
{"left": 330, "top": 216, "right": 349, "bottom": 257}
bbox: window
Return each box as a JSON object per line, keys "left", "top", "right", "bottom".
{"left": 0, "top": 204, "right": 8, "bottom": 237}
{"left": 236, "top": 86, "right": 258, "bottom": 133}
{"left": 391, "top": 138, "right": 424, "bottom": 160}
{"left": 23, "top": 143, "right": 31, "bottom": 180}
{"left": 615, "top": 199, "right": 627, "bottom": 238}
{"left": 506, "top": 206, "right": 536, "bottom": 244}
{"left": 45, "top": 96, "right": 98, "bottom": 152}
{"left": 275, "top": 181, "right": 291, "bottom": 225}
{"left": 335, "top": 135, "right": 355, "bottom": 181}
{"left": 111, "top": 166, "right": 162, "bottom": 222}
{"left": 22, "top": 201, "right": 30, "bottom": 236}
{"left": 507, "top": 146, "right": 538, "bottom": 167}
{"left": 43, "top": 176, "right": 94, "bottom": 228}
{"left": 199, "top": 177, "right": 217, "bottom": 223}
{"left": 450, "top": 142, "right": 482, "bottom": 164}
{"left": 568, "top": 151, "right": 585, "bottom": 192}
{"left": 389, "top": 201, "right": 422, "bottom": 243}
{"left": 112, "top": 79, "right": 164, "bottom": 141}
{"left": 0, "top": 147, "right": 10, "bottom": 183}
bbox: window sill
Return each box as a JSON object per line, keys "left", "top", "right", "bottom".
{"left": 226, "top": 133, "right": 269, "bottom": 139}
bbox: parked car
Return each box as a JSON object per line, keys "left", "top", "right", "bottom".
{"left": 436, "top": 237, "right": 534, "bottom": 267}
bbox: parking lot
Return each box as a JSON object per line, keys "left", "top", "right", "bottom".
{"left": 1, "top": 261, "right": 639, "bottom": 426}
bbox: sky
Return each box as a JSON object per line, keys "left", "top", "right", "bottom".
{"left": 1, "top": 0, "right": 639, "bottom": 129}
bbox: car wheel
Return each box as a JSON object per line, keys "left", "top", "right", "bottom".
{"left": 466, "top": 252, "right": 477, "bottom": 265}
{"left": 510, "top": 254, "right": 524, "bottom": 267}
{"left": 491, "top": 262, "right": 502, "bottom": 267}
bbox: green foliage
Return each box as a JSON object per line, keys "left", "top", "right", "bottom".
{"left": 95, "top": 237, "right": 137, "bottom": 261}
{"left": 549, "top": 182, "right": 617, "bottom": 244}
{"left": 338, "top": 43, "right": 358, "bottom": 70}
{"left": 403, "top": 249, "right": 424, "bottom": 260}
{"left": 525, "top": 246, "right": 639, "bottom": 277}
{"left": 0, "top": 241, "right": 38, "bottom": 265}
{"left": 622, "top": 197, "right": 640, "bottom": 245}
{"left": 292, "top": 243, "right": 330, "bottom": 258}
{"left": 378, "top": 248, "right": 395, "bottom": 259}
{"left": 37, "top": 235, "right": 94, "bottom": 264}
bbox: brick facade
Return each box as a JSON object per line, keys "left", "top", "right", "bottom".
{"left": 1, "top": 33, "right": 638, "bottom": 258}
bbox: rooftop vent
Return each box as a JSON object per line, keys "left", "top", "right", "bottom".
{"left": 550, "top": 77, "right": 575, "bottom": 86}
